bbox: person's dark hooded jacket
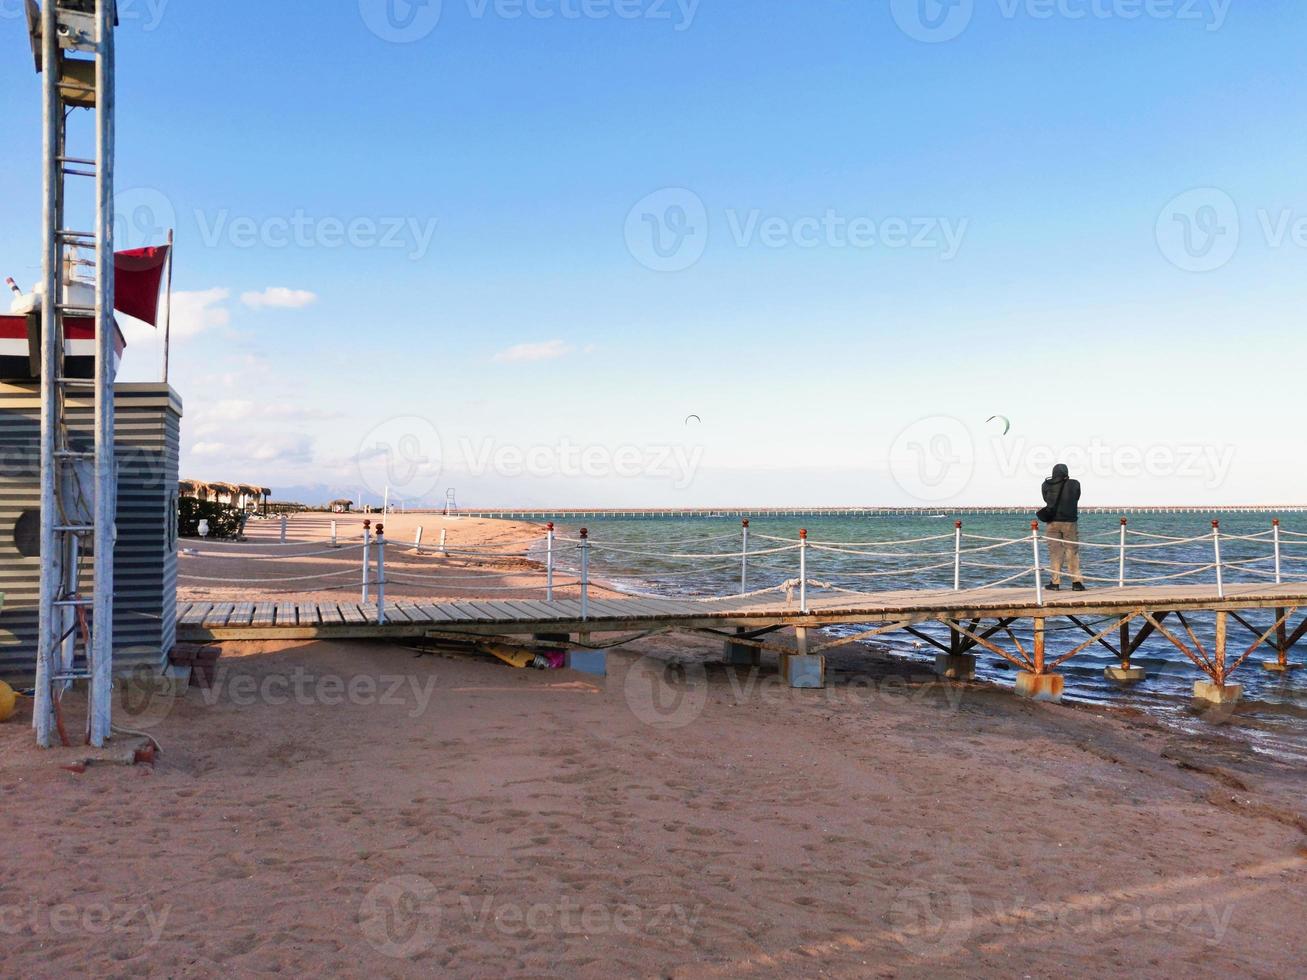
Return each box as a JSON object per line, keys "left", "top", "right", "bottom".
{"left": 1041, "top": 464, "right": 1081, "bottom": 523}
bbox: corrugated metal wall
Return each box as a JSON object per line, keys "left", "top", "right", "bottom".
{"left": 0, "top": 383, "right": 182, "bottom": 685}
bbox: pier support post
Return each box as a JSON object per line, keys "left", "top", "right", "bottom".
{"left": 1194, "top": 611, "right": 1240, "bottom": 708}
{"left": 935, "top": 653, "right": 976, "bottom": 680}
{"left": 1015, "top": 618, "right": 1063, "bottom": 702}
{"left": 1263, "top": 609, "right": 1302, "bottom": 672}
{"left": 780, "top": 627, "right": 824, "bottom": 689}
{"left": 934, "top": 625, "right": 974, "bottom": 679}
{"left": 724, "top": 627, "right": 760, "bottom": 667}
{"left": 1105, "top": 618, "right": 1146, "bottom": 683}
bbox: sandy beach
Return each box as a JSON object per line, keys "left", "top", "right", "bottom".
{"left": 3, "top": 514, "right": 1306, "bottom": 977}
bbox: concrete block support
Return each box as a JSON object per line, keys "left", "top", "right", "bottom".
{"left": 1105, "top": 665, "right": 1147, "bottom": 683}
{"left": 1193, "top": 680, "right": 1241, "bottom": 706}
{"left": 1015, "top": 671, "right": 1064, "bottom": 703}
{"left": 724, "top": 629, "right": 760, "bottom": 667}
{"left": 779, "top": 653, "right": 825, "bottom": 689}
{"left": 934, "top": 653, "right": 976, "bottom": 680}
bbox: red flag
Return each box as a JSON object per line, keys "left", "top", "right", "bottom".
{"left": 114, "top": 245, "right": 171, "bottom": 326}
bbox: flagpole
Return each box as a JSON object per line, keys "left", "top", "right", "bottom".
{"left": 162, "top": 227, "right": 174, "bottom": 385}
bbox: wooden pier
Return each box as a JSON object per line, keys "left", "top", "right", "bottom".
{"left": 434, "top": 506, "right": 1307, "bottom": 520}
{"left": 177, "top": 582, "right": 1307, "bottom": 701}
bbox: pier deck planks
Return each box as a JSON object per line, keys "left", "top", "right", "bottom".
{"left": 177, "top": 583, "right": 1307, "bottom": 642}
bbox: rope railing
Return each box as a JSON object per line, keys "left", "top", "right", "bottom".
{"left": 179, "top": 516, "right": 1304, "bottom": 624}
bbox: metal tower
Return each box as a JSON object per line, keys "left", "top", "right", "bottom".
{"left": 29, "top": 0, "right": 117, "bottom": 748}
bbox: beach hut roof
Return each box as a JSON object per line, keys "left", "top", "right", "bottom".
{"left": 208, "top": 481, "right": 239, "bottom": 493}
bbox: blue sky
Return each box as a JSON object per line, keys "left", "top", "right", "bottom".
{"left": 2, "top": 0, "right": 1305, "bottom": 506}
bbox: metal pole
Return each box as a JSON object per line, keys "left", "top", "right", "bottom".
{"left": 953, "top": 521, "right": 962, "bottom": 591}
{"left": 546, "top": 522, "right": 555, "bottom": 602}
{"left": 90, "top": 0, "right": 117, "bottom": 747}
{"left": 413, "top": 525, "right": 423, "bottom": 553}
{"left": 741, "top": 519, "right": 750, "bottom": 593}
{"left": 34, "top": 0, "right": 60, "bottom": 747}
{"left": 161, "top": 227, "right": 173, "bottom": 383}
{"left": 1273, "top": 518, "right": 1282, "bottom": 585}
{"left": 1118, "top": 517, "right": 1127, "bottom": 588}
{"left": 439, "top": 528, "right": 447, "bottom": 556}
{"left": 361, "top": 520, "right": 371, "bottom": 603}
{"left": 799, "top": 528, "right": 808, "bottom": 614}
{"left": 330, "top": 520, "right": 337, "bottom": 548}
{"left": 1031, "top": 521, "right": 1044, "bottom": 607}
{"left": 1212, "top": 520, "right": 1224, "bottom": 599}
{"left": 579, "top": 527, "right": 590, "bottom": 621}
{"left": 375, "top": 525, "right": 386, "bottom": 624}
{"left": 279, "top": 513, "right": 287, "bottom": 543}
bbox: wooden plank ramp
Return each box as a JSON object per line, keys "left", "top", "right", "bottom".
{"left": 175, "top": 583, "right": 1307, "bottom": 643}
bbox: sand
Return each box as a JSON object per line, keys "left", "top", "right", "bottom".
{"left": 2, "top": 514, "right": 1305, "bottom": 977}
{"left": 177, "top": 512, "right": 623, "bottom": 606}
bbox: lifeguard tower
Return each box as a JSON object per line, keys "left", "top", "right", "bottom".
{"left": 4, "top": 2, "right": 181, "bottom": 748}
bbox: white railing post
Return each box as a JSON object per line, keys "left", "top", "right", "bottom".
{"left": 361, "top": 519, "right": 372, "bottom": 604}
{"left": 579, "top": 527, "right": 590, "bottom": 621}
{"left": 1031, "top": 521, "right": 1044, "bottom": 606}
{"left": 375, "top": 524, "right": 387, "bottom": 624}
{"left": 953, "top": 520, "right": 962, "bottom": 591}
{"left": 741, "top": 519, "right": 750, "bottom": 593}
{"left": 414, "top": 525, "right": 423, "bottom": 554}
{"left": 331, "top": 520, "right": 338, "bottom": 549}
{"left": 546, "top": 522, "right": 555, "bottom": 602}
{"left": 1118, "top": 517, "right": 1127, "bottom": 587}
{"left": 1212, "top": 520, "right": 1224, "bottom": 598}
{"left": 799, "top": 528, "right": 808, "bottom": 613}
{"left": 439, "top": 528, "right": 447, "bottom": 556}
{"left": 279, "top": 513, "right": 288, "bottom": 543}
{"left": 1273, "top": 518, "right": 1282, "bottom": 585}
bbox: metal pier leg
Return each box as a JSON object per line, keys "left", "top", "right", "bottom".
{"left": 1194, "top": 610, "right": 1242, "bottom": 708}
{"left": 1105, "top": 617, "right": 1146, "bottom": 684}
{"left": 1262, "top": 607, "right": 1301, "bottom": 672}
{"left": 934, "top": 623, "right": 975, "bottom": 680}
{"left": 1015, "top": 617, "right": 1063, "bottom": 702}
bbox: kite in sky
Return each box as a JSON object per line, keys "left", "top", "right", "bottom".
{"left": 986, "top": 414, "right": 1012, "bottom": 435}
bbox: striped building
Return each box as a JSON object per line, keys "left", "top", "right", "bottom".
{"left": 0, "top": 382, "right": 182, "bottom": 684}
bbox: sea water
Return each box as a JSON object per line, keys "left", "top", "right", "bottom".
{"left": 539, "top": 512, "right": 1307, "bottom": 759}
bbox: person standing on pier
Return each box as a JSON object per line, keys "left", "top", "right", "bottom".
{"left": 1039, "top": 463, "right": 1084, "bottom": 591}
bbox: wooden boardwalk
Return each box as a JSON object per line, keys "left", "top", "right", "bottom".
{"left": 176, "top": 582, "right": 1307, "bottom": 642}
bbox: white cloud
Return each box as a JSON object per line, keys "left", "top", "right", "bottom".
{"left": 190, "top": 432, "right": 315, "bottom": 466}
{"left": 241, "top": 287, "right": 318, "bottom": 310}
{"left": 196, "top": 399, "right": 341, "bottom": 424}
{"left": 492, "top": 339, "right": 572, "bottom": 363}
{"left": 170, "top": 288, "right": 232, "bottom": 338}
